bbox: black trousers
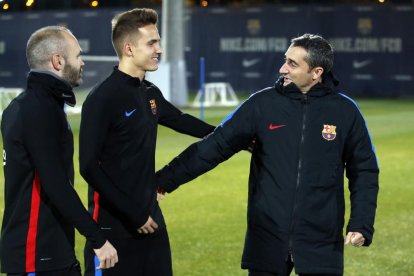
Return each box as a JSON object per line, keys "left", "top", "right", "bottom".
{"left": 249, "top": 272, "right": 342, "bottom": 276}
{"left": 84, "top": 227, "right": 172, "bottom": 276}
{"left": 249, "top": 257, "right": 343, "bottom": 276}
{"left": 8, "top": 260, "right": 81, "bottom": 276}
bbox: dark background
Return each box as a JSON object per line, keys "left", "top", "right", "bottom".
{"left": 1, "top": 0, "right": 413, "bottom": 97}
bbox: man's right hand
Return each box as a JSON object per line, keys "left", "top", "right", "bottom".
{"left": 157, "top": 187, "right": 166, "bottom": 201}
{"left": 137, "top": 216, "right": 158, "bottom": 234}
{"left": 245, "top": 138, "right": 256, "bottom": 153}
{"left": 93, "top": 240, "right": 118, "bottom": 270}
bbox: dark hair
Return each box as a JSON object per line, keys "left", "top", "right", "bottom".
{"left": 111, "top": 8, "right": 158, "bottom": 57}
{"left": 291, "top": 33, "right": 334, "bottom": 73}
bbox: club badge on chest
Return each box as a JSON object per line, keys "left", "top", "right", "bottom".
{"left": 322, "top": 124, "right": 337, "bottom": 141}
{"left": 149, "top": 99, "right": 157, "bottom": 115}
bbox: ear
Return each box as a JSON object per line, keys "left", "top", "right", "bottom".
{"left": 51, "top": 54, "right": 64, "bottom": 71}
{"left": 312, "top": 67, "right": 324, "bottom": 80}
{"left": 123, "top": 42, "right": 134, "bottom": 57}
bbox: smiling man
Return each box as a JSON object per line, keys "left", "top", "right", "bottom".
{"left": 79, "top": 8, "right": 215, "bottom": 276}
{"left": 156, "top": 34, "right": 379, "bottom": 275}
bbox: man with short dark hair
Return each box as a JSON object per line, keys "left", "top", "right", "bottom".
{"left": 156, "top": 34, "right": 379, "bottom": 276}
{"left": 0, "top": 26, "right": 118, "bottom": 276}
{"left": 79, "top": 8, "right": 214, "bottom": 276}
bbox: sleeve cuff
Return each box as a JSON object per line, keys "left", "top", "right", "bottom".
{"left": 89, "top": 230, "right": 107, "bottom": 249}
{"left": 156, "top": 170, "right": 180, "bottom": 193}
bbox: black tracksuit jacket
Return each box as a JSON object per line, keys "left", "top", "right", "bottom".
{"left": 79, "top": 67, "right": 214, "bottom": 237}
{"left": 0, "top": 72, "right": 106, "bottom": 273}
{"left": 156, "top": 75, "right": 379, "bottom": 274}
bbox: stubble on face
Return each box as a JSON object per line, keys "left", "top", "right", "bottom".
{"left": 62, "top": 61, "right": 83, "bottom": 87}
{"left": 279, "top": 46, "right": 315, "bottom": 93}
{"left": 61, "top": 33, "right": 84, "bottom": 87}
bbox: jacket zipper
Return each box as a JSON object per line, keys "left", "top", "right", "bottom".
{"left": 287, "top": 94, "right": 309, "bottom": 262}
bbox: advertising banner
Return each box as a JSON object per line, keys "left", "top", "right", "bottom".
{"left": 1, "top": 5, "right": 413, "bottom": 97}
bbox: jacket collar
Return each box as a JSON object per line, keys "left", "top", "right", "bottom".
{"left": 28, "top": 70, "right": 76, "bottom": 106}
{"left": 274, "top": 71, "right": 339, "bottom": 100}
{"left": 113, "top": 66, "right": 145, "bottom": 87}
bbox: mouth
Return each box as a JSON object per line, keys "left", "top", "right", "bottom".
{"left": 282, "top": 76, "right": 292, "bottom": 85}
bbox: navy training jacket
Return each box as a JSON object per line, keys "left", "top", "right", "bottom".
{"left": 79, "top": 67, "right": 215, "bottom": 238}
{"left": 0, "top": 72, "right": 106, "bottom": 273}
{"left": 157, "top": 74, "right": 379, "bottom": 274}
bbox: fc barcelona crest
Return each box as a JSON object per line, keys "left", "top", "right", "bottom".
{"left": 322, "top": 124, "right": 337, "bottom": 141}
{"left": 149, "top": 99, "right": 157, "bottom": 115}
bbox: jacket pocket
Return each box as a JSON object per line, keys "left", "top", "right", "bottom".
{"left": 308, "top": 162, "right": 341, "bottom": 188}
{"left": 301, "top": 162, "right": 342, "bottom": 239}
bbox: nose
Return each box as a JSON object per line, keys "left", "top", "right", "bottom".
{"left": 279, "top": 62, "right": 288, "bottom": 74}
{"left": 156, "top": 44, "right": 163, "bottom": 54}
{"left": 80, "top": 58, "right": 85, "bottom": 67}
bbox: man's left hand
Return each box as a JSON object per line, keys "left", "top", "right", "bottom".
{"left": 345, "top": 232, "right": 365, "bottom": 247}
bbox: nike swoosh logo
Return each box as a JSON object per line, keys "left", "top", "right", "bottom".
{"left": 125, "top": 109, "right": 137, "bottom": 117}
{"left": 269, "top": 124, "right": 286, "bottom": 130}
{"left": 242, "top": 58, "right": 261, "bottom": 68}
{"left": 61, "top": 93, "right": 73, "bottom": 98}
{"left": 352, "top": 59, "right": 372, "bottom": 69}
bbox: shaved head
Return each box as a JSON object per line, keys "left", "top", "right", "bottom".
{"left": 26, "top": 26, "right": 73, "bottom": 69}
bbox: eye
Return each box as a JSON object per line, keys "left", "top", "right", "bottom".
{"left": 287, "top": 60, "right": 297, "bottom": 68}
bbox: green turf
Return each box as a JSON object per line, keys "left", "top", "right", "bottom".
{"left": 1, "top": 99, "right": 413, "bottom": 275}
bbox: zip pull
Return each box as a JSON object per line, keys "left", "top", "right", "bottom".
{"left": 302, "top": 94, "right": 309, "bottom": 104}
{"left": 286, "top": 251, "right": 294, "bottom": 262}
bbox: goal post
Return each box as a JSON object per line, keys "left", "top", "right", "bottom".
{"left": 193, "top": 82, "right": 239, "bottom": 107}
{"left": 0, "top": 87, "right": 24, "bottom": 116}
{"left": 0, "top": 87, "right": 83, "bottom": 116}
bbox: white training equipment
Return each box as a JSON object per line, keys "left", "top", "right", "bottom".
{"left": 193, "top": 82, "right": 239, "bottom": 107}
{"left": 0, "top": 87, "right": 24, "bottom": 116}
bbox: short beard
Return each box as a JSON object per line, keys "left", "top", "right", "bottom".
{"left": 62, "top": 62, "right": 82, "bottom": 87}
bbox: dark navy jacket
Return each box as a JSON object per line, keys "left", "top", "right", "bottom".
{"left": 79, "top": 67, "right": 215, "bottom": 238}
{"left": 0, "top": 72, "right": 106, "bottom": 273}
{"left": 157, "top": 75, "right": 379, "bottom": 274}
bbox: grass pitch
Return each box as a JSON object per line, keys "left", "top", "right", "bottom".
{"left": 1, "top": 99, "right": 414, "bottom": 275}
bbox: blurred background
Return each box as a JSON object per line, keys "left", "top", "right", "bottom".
{"left": 1, "top": 0, "right": 414, "bottom": 107}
